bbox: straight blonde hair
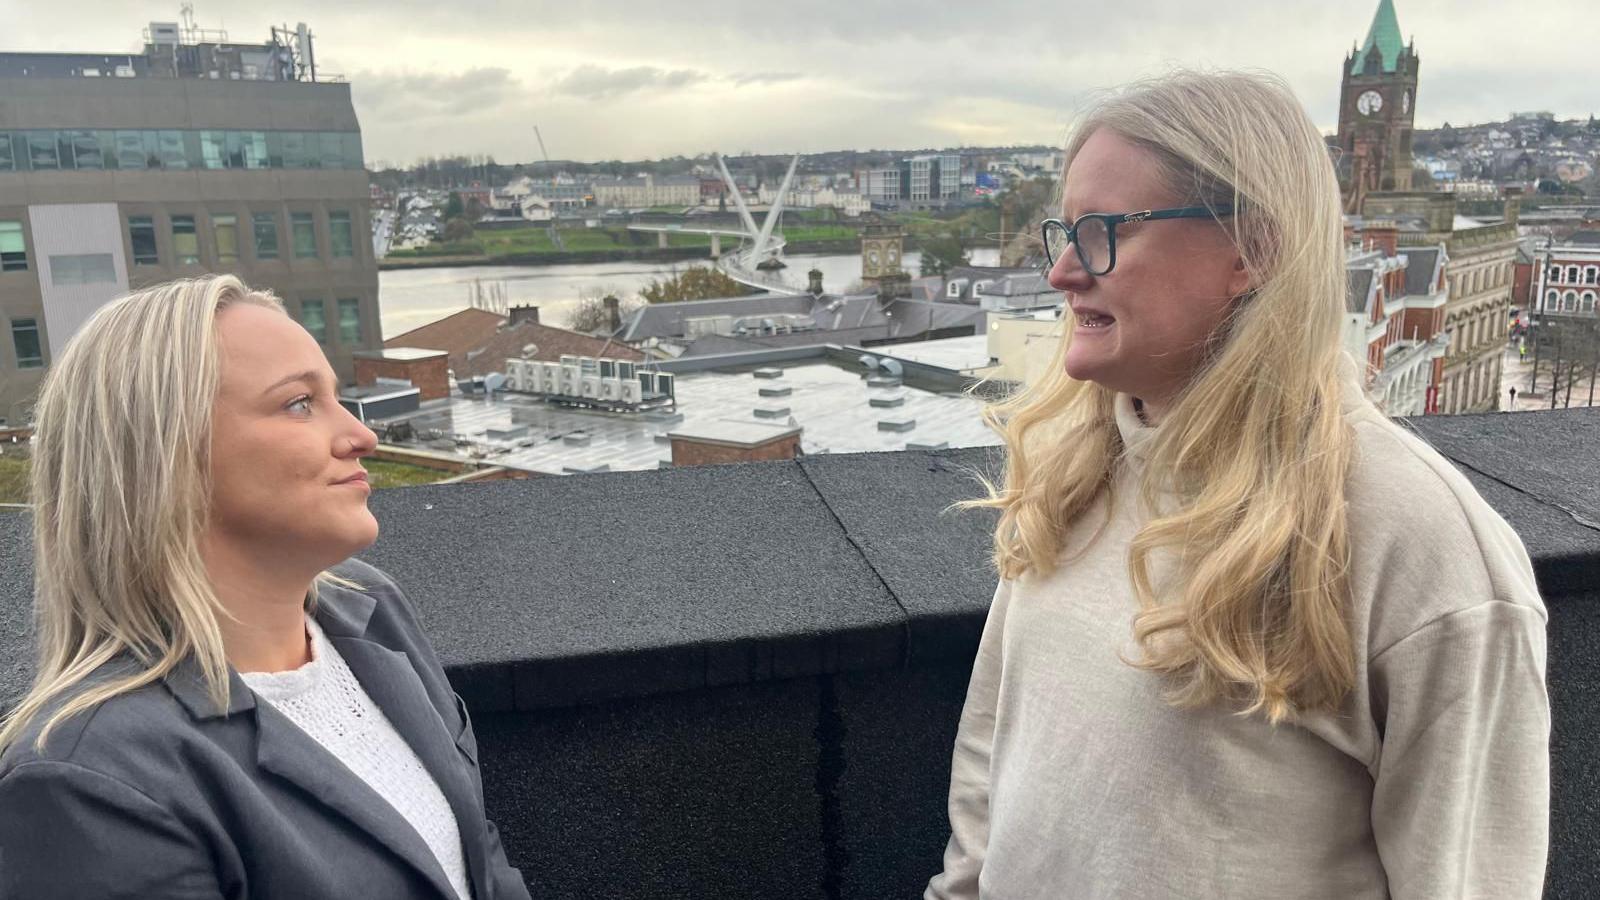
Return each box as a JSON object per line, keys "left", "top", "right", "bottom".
{"left": 1, "top": 276, "right": 346, "bottom": 754}
{"left": 970, "top": 71, "right": 1357, "bottom": 724}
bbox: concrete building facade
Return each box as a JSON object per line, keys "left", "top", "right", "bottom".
{"left": 1361, "top": 192, "right": 1519, "bottom": 414}
{"left": 0, "top": 36, "right": 378, "bottom": 424}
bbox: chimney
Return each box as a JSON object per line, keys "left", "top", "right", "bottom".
{"left": 808, "top": 268, "right": 824, "bottom": 296}
{"left": 1502, "top": 185, "right": 1523, "bottom": 226}
{"left": 508, "top": 305, "right": 540, "bottom": 326}
{"left": 1362, "top": 219, "right": 1399, "bottom": 258}
{"left": 603, "top": 295, "right": 622, "bottom": 332}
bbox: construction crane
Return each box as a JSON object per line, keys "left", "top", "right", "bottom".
{"left": 532, "top": 126, "right": 564, "bottom": 251}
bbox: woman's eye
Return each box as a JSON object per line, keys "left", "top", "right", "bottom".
{"left": 287, "top": 395, "right": 313, "bottom": 414}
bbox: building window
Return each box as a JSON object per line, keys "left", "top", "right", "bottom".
{"left": 281, "top": 133, "right": 308, "bottom": 169}
{"left": 128, "top": 216, "right": 159, "bottom": 265}
{"left": 0, "top": 129, "right": 364, "bottom": 172}
{"left": 0, "top": 221, "right": 27, "bottom": 272}
{"left": 11, "top": 318, "right": 42, "bottom": 369}
{"left": 253, "top": 213, "right": 279, "bottom": 260}
{"left": 1545, "top": 289, "right": 1558, "bottom": 310}
{"left": 171, "top": 215, "right": 199, "bottom": 265}
{"left": 291, "top": 212, "right": 317, "bottom": 259}
{"left": 158, "top": 130, "right": 189, "bottom": 170}
{"left": 337, "top": 297, "right": 361, "bottom": 345}
{"left": 66, "top": 130, "right": 104, "bottom": 169}
{"left": 242, "top": 132, "right": 270, "bottom": 169}
{"left": 26, "top": 132, "right": 59, "bottom": 170}
{"left": 200, "top": 131, "right": 228, "bottom": 169}
{"left": 329, "top": 211, "right": 354, "bottom": 259}
{"left": 1587, "top": 267, "right": 1599, "bottom": 285}
{"left": 1568, "top": 266, "right": 1580, "bottom": 283}
{"left": 49, "top": 253, "right": 116, "bottom": 286}
{"left": 115, "top": 130, "right": 157, "bottom": 169}
{"left": 213, "top": 214, "right": 239, "bottom": 264}
{"left": 299, "top": 299, "right": 326, "bottom": 343}
{"left": 1584, "top": 292, "right": 1597, "bottom": 314}
{"left": 1564, "top": 290, "right": 1578, "bottom": 312}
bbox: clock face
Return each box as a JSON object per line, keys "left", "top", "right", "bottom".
{"left": 1357, "top": 90, "right": 1384, "bottom": 116}
{"left": 1401, "top": 90, "right": 1411, "bottom": 115}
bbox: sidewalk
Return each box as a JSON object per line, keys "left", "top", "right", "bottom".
{"left": 1502, "top": 344, "right": 1600, "bottom": 412}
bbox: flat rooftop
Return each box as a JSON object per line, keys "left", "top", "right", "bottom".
{"left": 372, "top": 360, "right": 1000, "bottom": 475}
{"left": 867, "top": 334, "right": 993, "bottom": 374}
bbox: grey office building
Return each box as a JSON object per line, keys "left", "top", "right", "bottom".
{"left": 0, "top": 21, "right": 379, "bottom": 425}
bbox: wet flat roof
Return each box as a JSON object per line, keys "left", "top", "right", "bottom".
{"left": 373, "top": 359, "right": 1001, "bottom": 475}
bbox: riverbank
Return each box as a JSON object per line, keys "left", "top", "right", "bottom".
{"left": 378, "top": 238, "right": 865, "bottom": 271}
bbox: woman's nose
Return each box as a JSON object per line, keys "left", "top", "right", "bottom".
{"left": 1047, "top": 245, "right": 1092, "bottom": 293}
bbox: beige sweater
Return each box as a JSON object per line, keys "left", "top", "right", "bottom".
{"left": 927, "top": 387, "right": 1550, "bottom": 900}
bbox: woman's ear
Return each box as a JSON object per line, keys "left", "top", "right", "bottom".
{"left": 1227, "top": 255, "right": 1252, "bottom": 299}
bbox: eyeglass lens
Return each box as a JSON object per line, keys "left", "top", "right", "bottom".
{"left": 1045, "top": 217, "right": 1111, "bottom": 274}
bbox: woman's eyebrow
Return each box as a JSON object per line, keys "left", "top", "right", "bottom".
{"left": 259, "top": 370, "right": 319, "bottom": 397}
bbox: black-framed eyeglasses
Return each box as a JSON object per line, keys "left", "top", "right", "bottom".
{"left": 1042, "top": 206, "right": 1233, "bottom": 276}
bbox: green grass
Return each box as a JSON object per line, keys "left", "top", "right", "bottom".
{"left": 0, "top": 453, "right": 30, "bottom": 506}
{"left": 364, "top": 459, "right": 455, "bottom": 490}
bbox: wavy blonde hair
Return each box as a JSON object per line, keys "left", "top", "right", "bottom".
{"left": 971, "top": 70, "right": 1356, "bottom": 724}
{"left": 1, "top": 275, "right": 348, "bottom": 754}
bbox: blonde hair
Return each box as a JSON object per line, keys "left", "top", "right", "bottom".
{"left": 1, "top": 275, "right": 345, "bottom": 754}
{"left": 971, "top": 70, "right": 1356, "bottom": 723}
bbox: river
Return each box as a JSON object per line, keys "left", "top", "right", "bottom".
{"left": 378, "top": 248, "right": 1002, "bottom": 339}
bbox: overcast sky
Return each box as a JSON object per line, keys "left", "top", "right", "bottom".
{"left": 7, "top": 1, "right": 1595, "bottom": 166}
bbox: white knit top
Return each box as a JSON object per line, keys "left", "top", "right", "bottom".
{"left": 240, "top": 618, "right": 470, "bottom": 900}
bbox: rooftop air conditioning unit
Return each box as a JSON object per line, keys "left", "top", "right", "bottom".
{"left": 620, "top": 381, "right": 641, "bottom": 404}
{"left": 539, "top": 362, "right": 562, "bottom": 394}
{"left": 600, "top": 378, "right": 622, "bottom": 401}
{"left": 580, "top": 376, "right": 601, "bottom": 399}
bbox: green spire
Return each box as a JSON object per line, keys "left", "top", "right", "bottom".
{"left": 1350, "top": 0, "right": 1406, "bottom": 75}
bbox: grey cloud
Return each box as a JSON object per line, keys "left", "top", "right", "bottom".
{"left": 352, "top": 67, "right": 519, "bottom": 116}
{"left": 553, "top": 64, "right": 709, "bottom": 99}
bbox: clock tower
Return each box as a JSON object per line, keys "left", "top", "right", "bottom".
{"left": 1337, "top": 0, "right": 1420, "bottom": 213}
{"left": 859, "top": 220, "right": 910, "bottom": 299}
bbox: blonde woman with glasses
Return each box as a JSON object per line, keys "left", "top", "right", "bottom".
{"left": 0, "top": 276, "right": 530, "bottom": 899}
{"left": 927, "top": 71, "right": 1548, "bottom": 899}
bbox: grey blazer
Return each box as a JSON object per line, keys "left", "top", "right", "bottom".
{"left": 0, "top": 558, "right": 531, "bottom": 900}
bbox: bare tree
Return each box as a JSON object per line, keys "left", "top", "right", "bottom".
{"left": 565, "top": 285, "right": 640, "bottom": 334}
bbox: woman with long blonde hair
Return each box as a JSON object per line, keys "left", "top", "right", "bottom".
{"left": 926, "top": 71, "right": 1548, "bottom": 898}
{"left": 0, "top": 276, "right": 529, "bottom": 899}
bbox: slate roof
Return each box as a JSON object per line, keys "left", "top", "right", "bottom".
{"left": 1347, "top": 267, "right": 1376, "bottom": 315}
{"left": 618, "top": 293, "right": 815, "bottom": 342}
{"left": 1403, "top": 246, "right": 1443, "bottom": 297}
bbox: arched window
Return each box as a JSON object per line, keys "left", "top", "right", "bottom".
{"left": 1564, "top": 290, "right": 1579, "bottom": 311}
{"left": 1583, "top": 291, "right": 1597, "bottom": 314}
{"left": 1586, "top": 266, "right": 1598, "bottom": 285}
{"left": 1546, "top": 289, "right": 1559, "bottom": 309}
{"left": 1549, "top": 265, "right": 1561, "bottom": 281}
{"left": 1568, "top": 266, "right": 1581, "bottom": 282}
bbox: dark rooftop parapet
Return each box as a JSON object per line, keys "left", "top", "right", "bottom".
{"left": 1, "top": 406, "right": 1597, "bottom": 898}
